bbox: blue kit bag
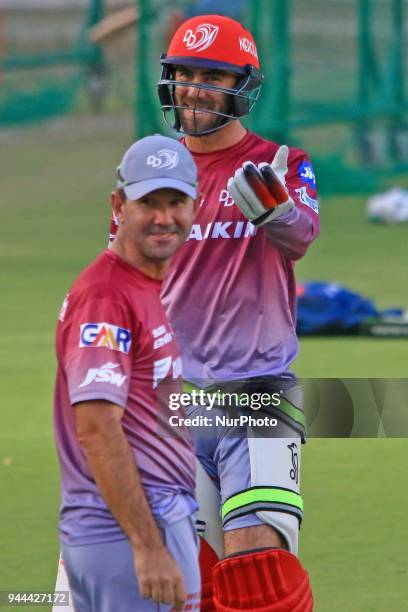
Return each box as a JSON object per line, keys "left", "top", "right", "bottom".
{"left": 296, "top": 282, "right": 379, "bottom": 335}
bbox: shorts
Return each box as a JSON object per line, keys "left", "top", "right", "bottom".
{"left": 188, "top": 378, "right": 305, "bottom": 553}
{"left": 61, "top": 514, "right": 200, "bottom": 612}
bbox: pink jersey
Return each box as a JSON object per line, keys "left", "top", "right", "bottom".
{"left": 54, "top": 250, "right": 196, "bottom": 545}
{"left": 161, "top": 131, "right": 320, "bottom": 382}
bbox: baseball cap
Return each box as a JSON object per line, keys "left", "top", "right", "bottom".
{"left": 116, "top": 134, "right": 198, "bottom": 201}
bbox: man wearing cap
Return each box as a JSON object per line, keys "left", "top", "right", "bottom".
{"left": 155, "top": 14, "right": 319, "bottom": 612}
{"left": 53, "top": 135, "right": 200, "bottom": 611}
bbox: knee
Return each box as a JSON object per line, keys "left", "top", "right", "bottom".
{"left": 223, "top": 523, "right": 287, "bottom": 556}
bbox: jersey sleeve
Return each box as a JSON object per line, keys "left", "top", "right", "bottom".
{"left": 264, "top": 149, "right": 320, "bottom": 260}
{"left": 60, "top": 291, "right": 136, "bottom": 408}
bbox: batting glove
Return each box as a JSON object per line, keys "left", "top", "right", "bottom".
{"left": 227, "top": 145, "right": 294, "bottom": 226}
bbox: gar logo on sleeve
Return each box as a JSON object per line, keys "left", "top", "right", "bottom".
{"left": 80, "top": 323, "right": 132, "bottom": 354}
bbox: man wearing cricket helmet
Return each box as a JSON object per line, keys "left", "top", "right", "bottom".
{"left": 157, "top": 13, "right": 320, "bottom": 611}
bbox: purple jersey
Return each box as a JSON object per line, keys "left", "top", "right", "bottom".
{"left": 54, "top": 250, "right": 197, "bottom": 545}
{"left": 161, "top": 131, "right": 320, "bottom": 382}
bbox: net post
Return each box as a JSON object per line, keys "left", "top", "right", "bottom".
{"left": 386, "top": 0, "right": 405, "bottom": 162}
{"left": 268, "top": 0, "right": 291, "bottom": 143}
{"left": 356, "top": 0, "right": 376, "bottom": 163}
{"left": 135, "top": 0, "right": 160, "bottom": 138}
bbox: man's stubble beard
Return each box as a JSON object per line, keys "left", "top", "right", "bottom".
{"left": 141, "top": 228, "right": 188, "bottom": 261}
{"left": 178, "top": 107, "right": 226, "bottom": 136}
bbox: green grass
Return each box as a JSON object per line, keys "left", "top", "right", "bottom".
{"left": 1, "top": 115, "right": 407, "bottom": 610}
{"left": 302, "top": 439, "right": 408, "bottom": 611}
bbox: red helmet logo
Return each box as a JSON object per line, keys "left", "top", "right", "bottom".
{"left": 182, "top": 24, "right": 219, "bottom": 52}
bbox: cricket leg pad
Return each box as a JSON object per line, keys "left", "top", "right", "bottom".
{"left": 213, "top": 548, "right": 313, "bottom": 611}
{"left": 199, "top": 536, "right": 219, "bottom": 611}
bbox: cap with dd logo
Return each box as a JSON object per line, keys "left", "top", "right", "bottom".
{"left": 116, "top": 134, "right": 198, "bottom": 201}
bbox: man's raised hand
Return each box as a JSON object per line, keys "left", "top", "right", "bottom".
{"left": 227, "top": 145, "right": 294, "bottom": 226}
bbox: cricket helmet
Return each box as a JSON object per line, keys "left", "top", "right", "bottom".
{"left": 157, "top": 14, "right": 263, "bottom": 136}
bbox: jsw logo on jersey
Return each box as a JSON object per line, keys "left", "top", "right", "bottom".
{"left": 79, "top": 362, "right": 127, "bottom": 389}
{"left": 147, "top": 149, "right": 179, "bottom": 170}
{"left": 80, "top": 323, "right": 132, "bottom": 354}
{"left": 183, "top": 24, "right": 219, "bottom": 52}
{"left": 188, "top": 221, "right": 257, "bottom": 241}
{"left": 298, "top": 161, "right": 316, "bottom": 188}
